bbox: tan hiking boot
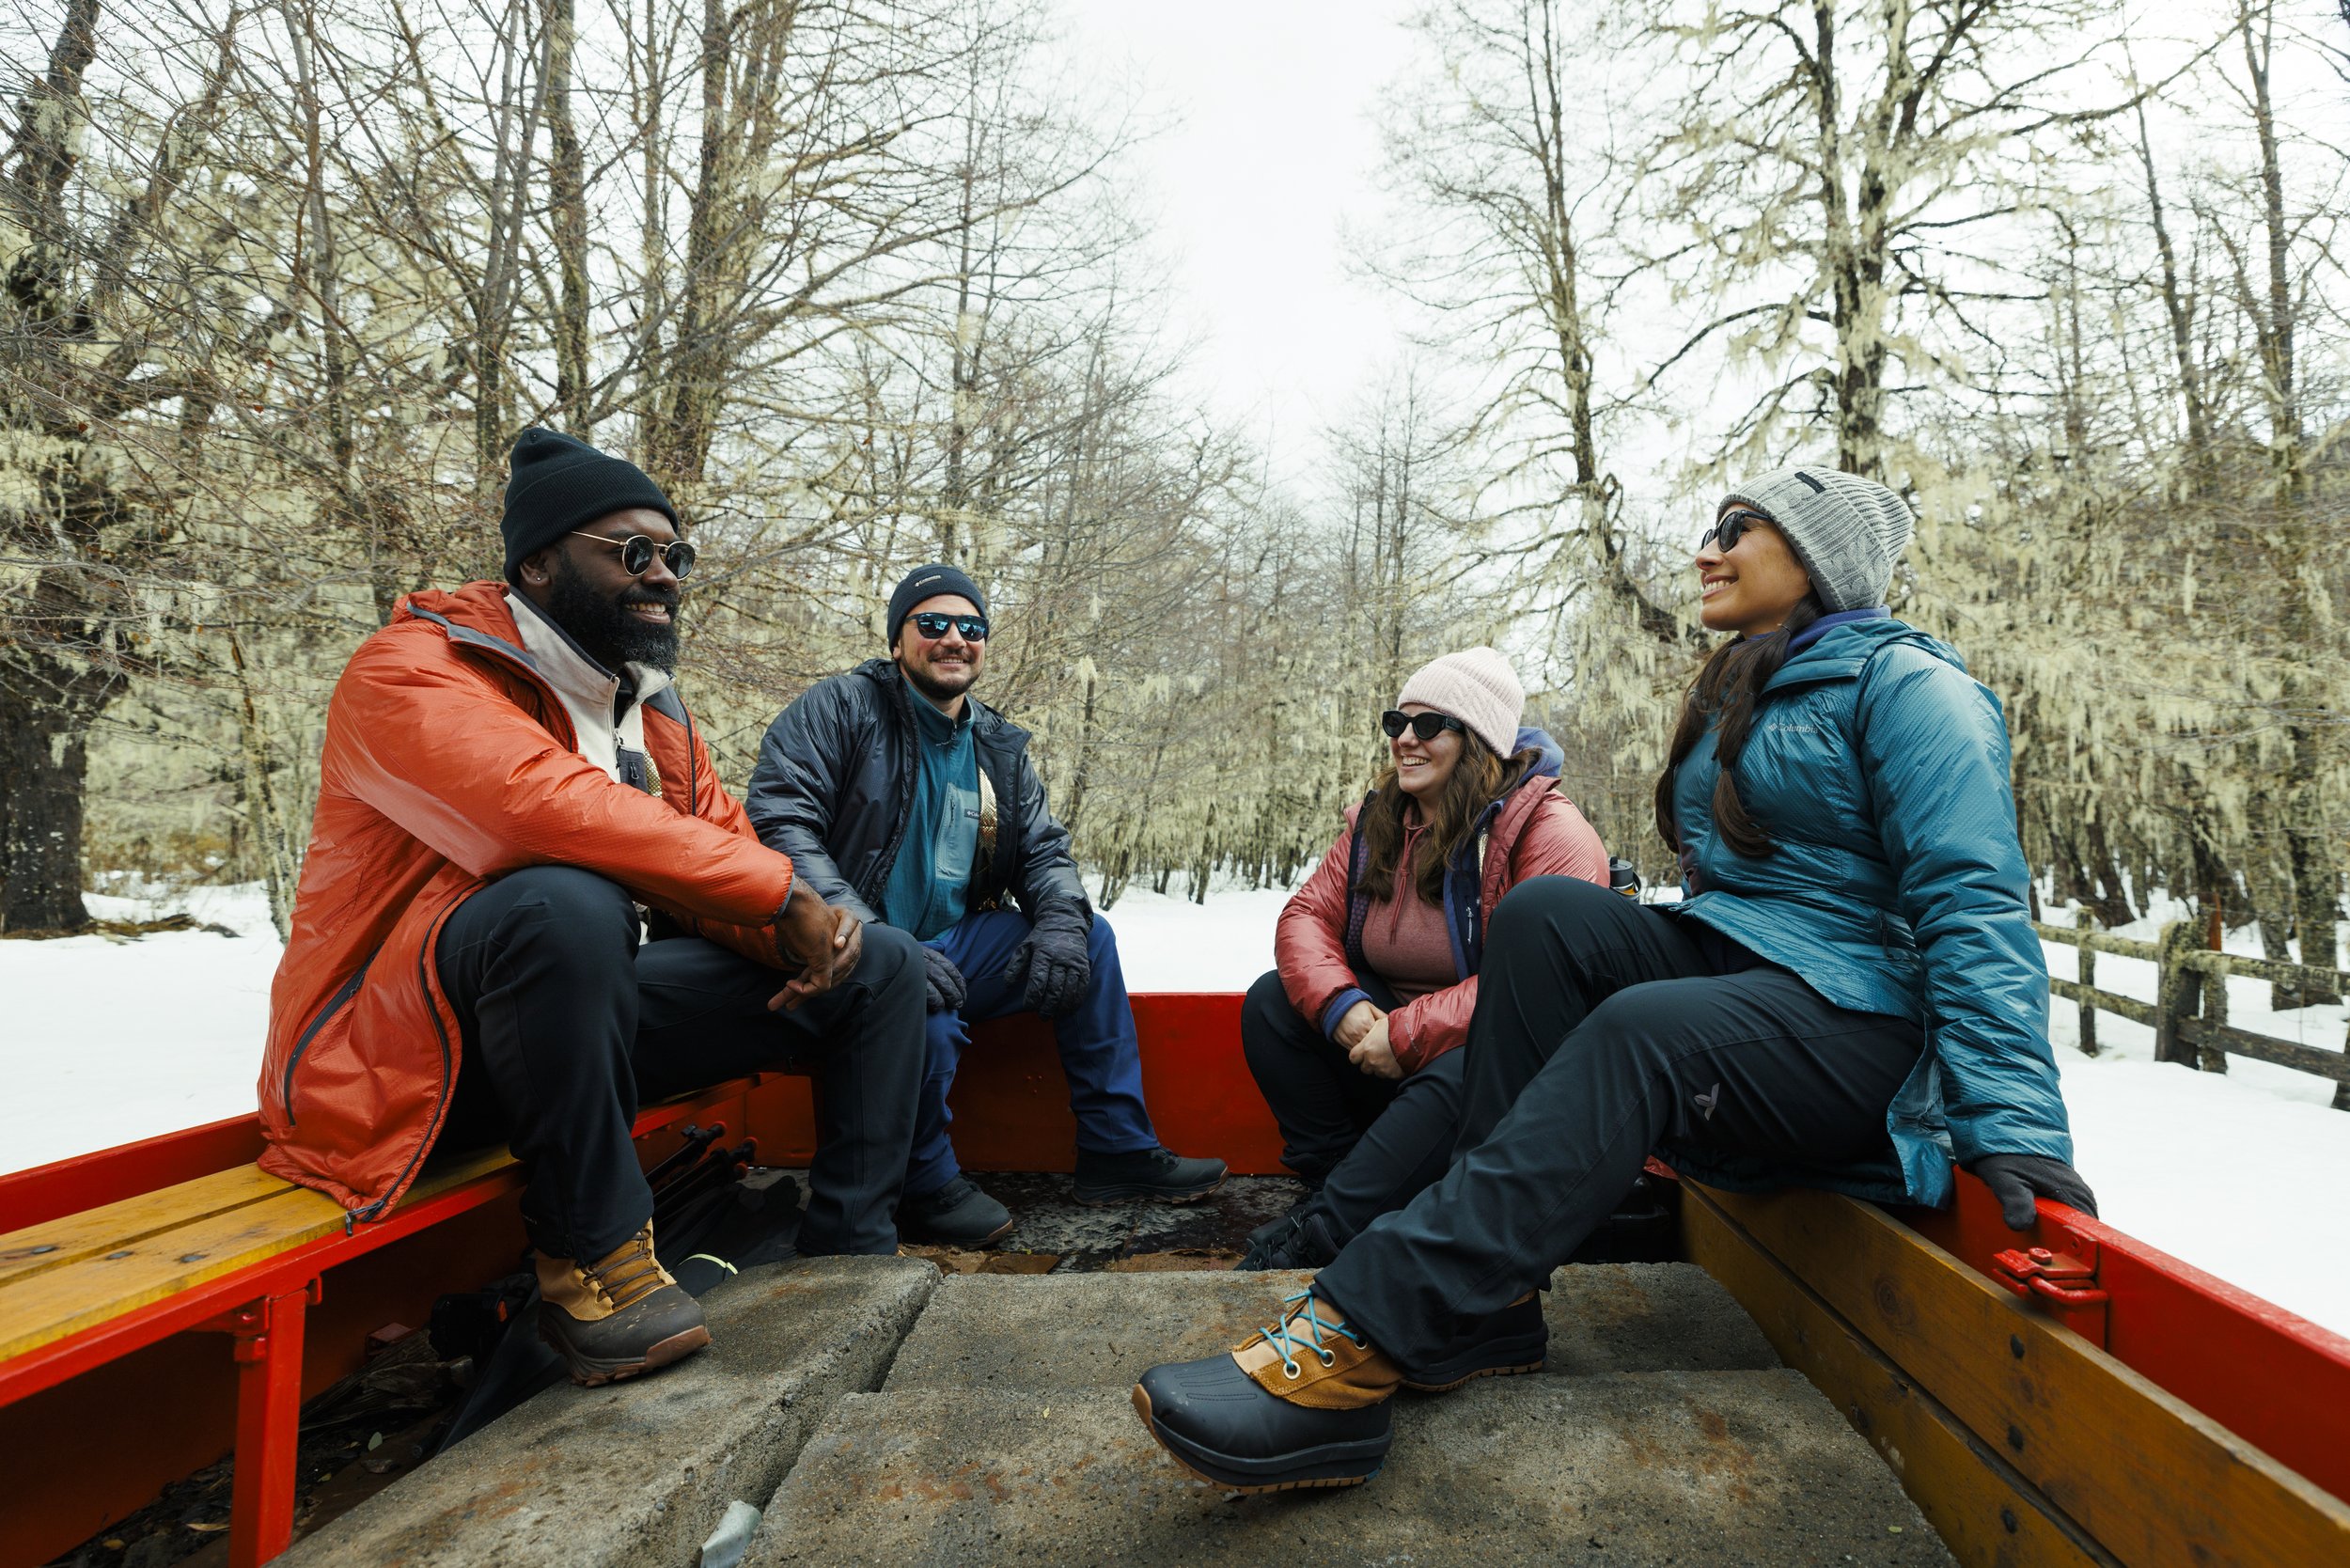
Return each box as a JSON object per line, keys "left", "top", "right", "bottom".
{"left": 536, "top": 1224, "right": 711, "bottom": 1387}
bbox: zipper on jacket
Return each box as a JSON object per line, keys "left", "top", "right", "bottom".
{"left": 348, "top": 905, "right": 460, "bottom": 1229}
{"left": 280, "top": 959, "right": 371, "bottom": 1127}
{"left": 860, "top": 670, "right": 926, "bottom": 910}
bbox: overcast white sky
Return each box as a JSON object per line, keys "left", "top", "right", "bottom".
{"left": 1060, "top": 0, "right": 1423, "bottom": 484}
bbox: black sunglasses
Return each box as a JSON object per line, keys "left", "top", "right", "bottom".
{"left": 1700, "top": 509, "right": 1771, "bottom": 555}
{"left": 569, "top": 530, "right": 697, "bottom": 579}
{"left": 910, "top": 611, "right": 989, "bottom": 642}
{"left": 1381, "top": 710, "right": 1465, "bottom": 743}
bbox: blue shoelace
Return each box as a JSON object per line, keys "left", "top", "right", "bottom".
{"left": 1260, "top": 1290, "right": 1367, "bottom": 1379}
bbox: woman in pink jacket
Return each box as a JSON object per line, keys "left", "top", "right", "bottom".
{"left": 1239, "top": 648, "right": 1609, "bottom": 1269}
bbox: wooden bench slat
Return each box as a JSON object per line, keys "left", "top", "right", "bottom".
{"left": 1693, "top": 1183, "right": 2350, "bottom": 1568}
{"left": 0, "top": 1164, "right": 296, "bottom": 1286}
{"left": 0, "top": 1147, "right": 520, "bottom": 1364}
{"left": 1683, "top": 1184, "right": 2107, "bottom": 1568}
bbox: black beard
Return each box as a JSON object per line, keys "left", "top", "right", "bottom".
{"left": 545, "top": 554, "right": 682, "bottom": 674}
{"left": 901, "top": 654, "right": 975, "bottom": 705}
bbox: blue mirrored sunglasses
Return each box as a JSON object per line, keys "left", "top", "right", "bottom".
{"left": 910, "top": 611, "right": 989, "bottom": 641}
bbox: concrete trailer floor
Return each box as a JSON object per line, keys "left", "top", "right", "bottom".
{"left": 281, "top": 1254, "right": 1953, "bottom": 1568}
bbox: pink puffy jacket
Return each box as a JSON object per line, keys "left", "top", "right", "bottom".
{"left": 1275, "top": 760, "right": 1609, "bottom": 1073}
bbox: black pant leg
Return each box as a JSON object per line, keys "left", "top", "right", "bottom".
{"left": 435, "top": 866, "right": 648, "bottom": 1262}
{"left": 1451, "top": 876, "right": 1716, "bottom": 1148}
{"left": 634, "top": 923, "right": 925, "bottom": 1256}
{"left": 1316, "top": 965, "right": 1920, "bottom": 1375}
{"left": 1240, "top": 968, "right": 1402, "bottom": 1181}
{"left": 1310, "top": 1047, "right": 1466, "bottom": 1247}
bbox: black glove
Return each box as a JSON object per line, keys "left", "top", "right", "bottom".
{"left": 1968, "top": 1153, "right": 2098, "bottom": 1231}
{"left": 1003, "top": 916, "right": 1091, "bottom": 1020}
{"left": 921, "top": 945, "right": 967, "bottom": 1015}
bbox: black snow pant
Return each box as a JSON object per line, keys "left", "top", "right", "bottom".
{"left": 1313, "top": 875, "right": 1922, "bottom": 1378}
{"left": 433, "top": 865, "right": 927, "bottom": 1262}
{"left": 1240, "top": 967, "right": 1464, "bottom": 1244}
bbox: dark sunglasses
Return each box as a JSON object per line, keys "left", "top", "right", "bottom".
{"left": 1700, "top": 509, "right": 1771, "bottom": 554}
{"left": 569, "top": 530, "right": 697, "bottom": 579}
{"left": 910, "top": 611, "right": 989, "bottom": 642}
{"left": 1381, "top": 709, "right": 1465, "bottom": 743}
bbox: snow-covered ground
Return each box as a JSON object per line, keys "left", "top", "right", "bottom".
{"left": 4, "top": 877, "right": 2344, "bottom": 1336}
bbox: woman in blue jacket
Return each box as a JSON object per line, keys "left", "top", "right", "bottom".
{"left": 1132, "top": 465, "right": 2098, "bottom": 1493}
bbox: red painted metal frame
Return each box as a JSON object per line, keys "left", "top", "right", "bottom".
{"left": 10, "top": 995, "right": 2348, "bottom": 1563}
{"left": 0, "top": 1114, "right": 265, "bottom": 1233}
{"left": 1908, "top": 1171, "right": 2350, "bottom": 1504}
{"left": 0, "top": 1077, "right": 754, "bottom": 1568}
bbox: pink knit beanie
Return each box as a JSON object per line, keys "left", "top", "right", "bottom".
{"left": 1396, "top": 647, "right": 1524, "bottom": 760}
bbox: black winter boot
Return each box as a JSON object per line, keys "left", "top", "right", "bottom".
{"left": 1073, "top": 1146, "right": 1227, "bottom": 1204}
{"left": 1236, "top": 1205, "right": 1342, "bottom": 1272}
{"left": 901, "top": 1175, "right": 1014, "bottom": 1247}
{"left": 1397, "top": 1293, "right": 1547, "bottom": 1391}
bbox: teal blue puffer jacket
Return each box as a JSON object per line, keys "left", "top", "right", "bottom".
{"left": 1666, "top": 617, "right": 2072, "bottom": 1209}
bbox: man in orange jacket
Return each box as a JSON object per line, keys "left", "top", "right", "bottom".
{"left": 258, "top": 430, "right": 926, "bottom": 1386}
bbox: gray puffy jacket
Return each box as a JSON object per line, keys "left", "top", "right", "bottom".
{"left": 744, "top": 658, "right": 1091, "bottom": 932}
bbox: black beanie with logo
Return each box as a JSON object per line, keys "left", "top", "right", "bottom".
{"left": 501, "top": 428, "right": 679, "bottom": 583}
{"left": 885, "top": 563, "right": 988, "bottom": 646}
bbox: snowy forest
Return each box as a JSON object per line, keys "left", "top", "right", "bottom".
{"left": 2, "top": 0, "right": 2345, "bottom": 995}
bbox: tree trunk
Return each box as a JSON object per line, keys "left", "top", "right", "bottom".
{"left": 2238, "top": 1, "right": 2337, "bottom": 1004}
{"left": 0, "top": 672, "right": 107, "bottom": 933}
{"left": 545, "top": 0, "right": 591, "bottom": 432}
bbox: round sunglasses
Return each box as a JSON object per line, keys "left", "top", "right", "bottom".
{"left": 568, "top": 530, "right": 697, "bottom": 579}
{"left": 1381, "top": 709, "right": 1464, "bottom": 743}
{"left": 909, "top": 610, "right": 989, "bottom": 642}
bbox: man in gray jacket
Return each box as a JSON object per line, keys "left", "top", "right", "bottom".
{"left": 746, "top": 564, "right": 1226, "bottom": 1245}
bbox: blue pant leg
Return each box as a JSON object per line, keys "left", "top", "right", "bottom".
{"left": 903, "top": 912, "right": 1033, "bottom": 1198}
{"left": 1053, "top": 916, "right": 1159, "bottom": 1154}
{"left": 922, "top": 910, "right": 1160, "bottom": 1162}
{"left": 905, "top": 990, "right": 972, "bottom": 1199}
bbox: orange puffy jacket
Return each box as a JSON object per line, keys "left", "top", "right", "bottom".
{"left": 257, "top": 582, "right": 799, "bottom": 1223}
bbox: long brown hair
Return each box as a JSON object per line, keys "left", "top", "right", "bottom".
{"left": 1653, "top": 594, "right": 1823, "bottom": 858}
{"left": 1362, "top": 730, "right": 1515, "bottom": 905}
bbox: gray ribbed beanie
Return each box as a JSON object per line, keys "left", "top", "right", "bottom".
{"left": 1719, "top": 466, "right": 1914, "bottom": 612}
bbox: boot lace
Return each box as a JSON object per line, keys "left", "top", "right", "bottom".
{"left": 582, "top": 1227, "right": 669, "bottom": 1311}
{"left": 1260, "top": 1290, "right": 1367, "bottom": 1380}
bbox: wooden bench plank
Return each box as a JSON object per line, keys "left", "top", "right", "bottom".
{"left": 0, "top": 1164, "right": 296, "bottom": 1286}
{"left": 0, "top": 1148, "right": 519, "bottom": 1364}
{"left": 1693, "top": 1182, "right": 2350, "bottom": 1568}
{"left": 1684, "top": 1184, "right": 2107, "bottom": 1568}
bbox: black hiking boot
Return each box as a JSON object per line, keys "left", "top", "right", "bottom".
{"left": 1073, "top": 1146, "right": 1228, "bottom": 1205}
{"left": 1397, "top": 1293, "right": 1547, "bottom": 1391}
{"left": 536, "top": 1224, "right": 711, "bottom": 1388}
{"left": 900, "top": 1174, "right": 1014, "bottom": 1247}
{"left": 1235, "top": 1204, "right": 1342, "bottom": 1272}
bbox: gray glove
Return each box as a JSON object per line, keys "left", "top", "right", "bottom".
{"left": 1003, "top": 915, "right": 1091, "bottom": 1020}
{"left": 921, "top": 944, "right": 967, "bottom": 1015}
{"left": 1967, "top": 1153, "right": 2098, "bottom": 1231}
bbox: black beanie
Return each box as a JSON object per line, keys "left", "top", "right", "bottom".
{"left": 501, "top": 428, "right": 679, "bottom": 583}
{"left": 885, "top": 563, "right": 988, "bottom": 646}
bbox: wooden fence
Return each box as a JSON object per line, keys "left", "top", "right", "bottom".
{"left": 2034, "top": 911, "right": 2350, "bottom": 1111}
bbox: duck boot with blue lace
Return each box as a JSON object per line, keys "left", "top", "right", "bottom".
{"left": 1131, "top": 1290, "right": 1399, "bottom": 1491}
{"left": 536, "top": 1223, "right": 711, "bottom": 1387}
